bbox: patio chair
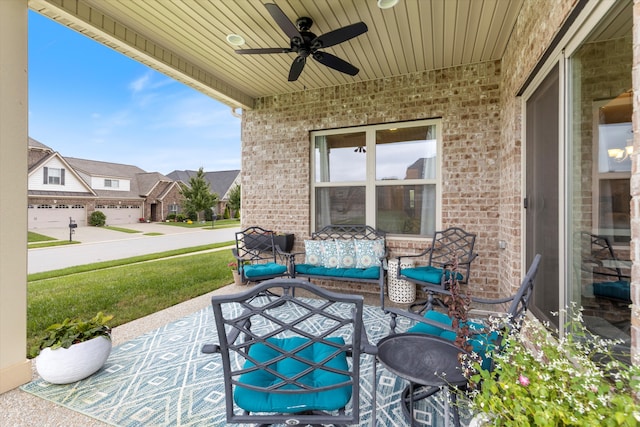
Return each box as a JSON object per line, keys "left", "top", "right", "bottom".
{"left": 579, "top": 232, "right": 631, "bottom": 303}
{"left": 233, "top": 226, "right": 290, "bottom": 284}
{"left": 206, "top": 278, "right": 378, "bottom": 426}
{"left": 396, "top": 227, "right": 478, "bottom": 313}
{"left": 383, "top": 254, "right": 542, "bottom": 426}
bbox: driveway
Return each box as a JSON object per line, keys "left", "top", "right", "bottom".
{"left": 28, "top": 223, "right": 240, "bottom": 274}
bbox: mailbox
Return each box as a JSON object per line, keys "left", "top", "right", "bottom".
{"left": 69, "top": 217, "right": 77, "bottom": 242}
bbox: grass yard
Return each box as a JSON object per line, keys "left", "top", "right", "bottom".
{"left": 28, "top": 231, "right": 56, "bottom": 242}
{"left": 27, "top": 247, "right": 235, "bottom": 356}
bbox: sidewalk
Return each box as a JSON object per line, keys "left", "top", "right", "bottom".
{"left": 28, "top": 223, "right": 240, "bottom": 274}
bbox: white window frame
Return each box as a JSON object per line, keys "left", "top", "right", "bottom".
{"left": 310, "top": 119, "right": 442, "bottom": 234}
{"left": 104, "top": 179, "right": 119, "bottom": 188}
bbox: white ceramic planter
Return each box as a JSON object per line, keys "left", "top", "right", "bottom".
{"left": 36, "top": 336, "right": 112, "bottom": 384}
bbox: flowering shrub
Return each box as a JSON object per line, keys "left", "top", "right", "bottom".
{"left": 461, "top": 308, "right": 640, "bottom": 426}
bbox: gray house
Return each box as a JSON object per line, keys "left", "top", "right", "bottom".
{"left": 167, "top": 169, "right": 240, "bottom": 217}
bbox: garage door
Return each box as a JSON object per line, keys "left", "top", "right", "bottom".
{"left": 29, "top": 204, "right": 86, "bottom": 229}
{"left": 95, "top": 205, "right": 142, "bottom": 225}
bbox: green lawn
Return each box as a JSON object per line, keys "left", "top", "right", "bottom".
{"left": 28, "top": 231, "right": 57, "bottom": 242}
{"left": 27, "top": 244, "right": 236, "bottom": 356}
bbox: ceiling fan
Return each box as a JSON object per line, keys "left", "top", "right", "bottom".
{"left": 235, "top": 3, "right": 368, "bottom": 82}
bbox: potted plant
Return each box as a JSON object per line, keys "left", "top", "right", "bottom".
{"left": 31, "top": 312, "right": 114, "bottom": 384}
{"left": 461, "top": 308, "right": 640, "bottom": 426}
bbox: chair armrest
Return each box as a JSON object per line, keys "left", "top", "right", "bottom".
{"left": 359, "top": 328, "right": 378, "bottom": 356}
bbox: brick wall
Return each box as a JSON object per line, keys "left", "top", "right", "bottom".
{"left": 243, "top": 60, "right": 503, "bottom": 298}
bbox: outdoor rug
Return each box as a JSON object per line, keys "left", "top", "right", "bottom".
{"left": 22, "top": 299, "right": 471, "bottom": 426}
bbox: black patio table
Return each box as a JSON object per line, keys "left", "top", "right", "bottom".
{"left": 377, "top": 333, "right": 468, "bottom": 427}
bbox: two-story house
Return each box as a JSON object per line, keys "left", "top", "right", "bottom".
{"left": 27, "top": 138, "right": 182, "bottom": 227}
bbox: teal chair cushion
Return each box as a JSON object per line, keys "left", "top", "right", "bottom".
{"left": 295, "top": 264, "right": 380, "bottom": 280}
{"left": 243, "top": 262, "right": 287, "bottom": 278}
{"left": 402, "top": 266, "right": 464, "bottom": 285}
{"left": 234, "top": 337, "right": 351, "bottom": 413}
{"left": 408, "top": 310, "right": 498, "bottom": 370}
{"left": 593, "top": 280, "right": 630, "bottom": 302}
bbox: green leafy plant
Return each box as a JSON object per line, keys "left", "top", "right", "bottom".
{"left": 30, "top": 312, "right": 113, "bottom": 358}
{"left": 460, "top": 307, "right": 640, "bottom": 426}
{"left": 89, "top": 210, "right": 107, "bottom": 226}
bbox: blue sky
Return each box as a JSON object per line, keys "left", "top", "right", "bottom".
{"left": 28, "top": 11, "right": 241, "bottom": 175}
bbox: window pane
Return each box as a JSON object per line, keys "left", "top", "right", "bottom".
{"left": 48, "top": 168, "right": 61, "bottom": 185}
{"left": 568, "top": 1, "right": 631, "bottom": 351}
{"left": 376, "top": 185, "right": 435, "bottom": 235}
{"left": 376, "top": 126, "right": 436, "bottom": 180}
{"left": 314, "top": 133, "right": 366, "bottom": 182}
{"left": 315, "top": 187, "right": 365, "bottom": 228}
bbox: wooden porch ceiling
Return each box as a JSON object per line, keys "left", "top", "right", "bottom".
{"left": 28, "top": 0, "right": 525, "bottom": 110}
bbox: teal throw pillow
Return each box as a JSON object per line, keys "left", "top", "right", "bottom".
{"left": 335, "top": 239, "right": 357, "bottom": 268}
{"left": 354, "top": 239, "right": 385, "bottom": 268}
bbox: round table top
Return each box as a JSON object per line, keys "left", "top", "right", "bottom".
{"left": 377, "top": 333, "right": 468, "bottom": 387}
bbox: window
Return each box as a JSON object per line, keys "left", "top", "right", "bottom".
{"left": 43, "top": 167, "right": 65, "bottom": 185}
{"left": 169, "top": 204, "right": 179, "bottom": 215}
{"left": 104, "top": 179, "right": 119, "bottom": 188}
{"left": 311, "top": 119, "right": 441, "bottom": 235}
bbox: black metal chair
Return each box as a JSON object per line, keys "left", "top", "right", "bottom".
{"left": 384, "top": 254, "right": 542, "bottom": 426}
{"left": 579, "top": 232, "right": 631, "bottom": 303}
{"left": 233, "top": 226, "right": 290, "bottom": 284}
{"left": 206, "top": 278, "right": 378, "bottom": 426}
{"left": 396, "top": 227, "right": 478, "bottom": 313}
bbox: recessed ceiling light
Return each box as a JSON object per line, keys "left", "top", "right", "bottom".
{"left": 226, "top": 34, "right": 245, "bottom": 46}
{"left": 377, "top": 0, "right": 399, "bottom": 9}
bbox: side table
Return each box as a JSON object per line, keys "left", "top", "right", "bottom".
{"left": 377, "top": 333, "right": 468, "bottom": 427}
{"left": 387, "top": 258, "right": 416, "bottom": 303}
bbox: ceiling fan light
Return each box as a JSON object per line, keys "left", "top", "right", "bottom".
{"left": 226, "top": 34, "right": 245, "bottom": 46}
{"left": 377, "top": 0, "right": 399, "bottom": 9}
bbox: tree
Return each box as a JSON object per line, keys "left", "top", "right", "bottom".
{"left": 180, "top": 167, "right": 218, "bottom": 221}
{"left": 227, "top": 184, "right": 241, "bottom": 219}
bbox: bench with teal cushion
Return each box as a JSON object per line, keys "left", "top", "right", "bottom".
{"left": 235, "top": 336, "right": 351, "bottom": 413}
{"left": 290, "top": 224, "right": 388, "bottom": 310}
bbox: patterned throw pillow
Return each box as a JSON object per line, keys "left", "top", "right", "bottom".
{"left": 354, "top": 239, "right": 386, "bottom": 268}
{"left": 322, "top": 240, "right": 339, "bottom": 268}
{"left": 335, "top": 239, "right": 357, "bottom": 268}
{"left": 304, "top": 240, "right": 324, "bottom": 266}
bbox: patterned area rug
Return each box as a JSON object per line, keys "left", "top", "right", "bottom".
{"left": 22, "top": 300, "right": 471, "bottom": 426}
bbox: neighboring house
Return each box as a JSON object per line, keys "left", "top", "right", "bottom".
{"left": 167, "top": 169, "right": 240, "bottom": 217}
{"left": 27, "top": 138, "right": 182, "bottom": 227}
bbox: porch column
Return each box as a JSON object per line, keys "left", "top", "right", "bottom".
{"left": 0, "top": 0, "right": 30, "bottom": 393}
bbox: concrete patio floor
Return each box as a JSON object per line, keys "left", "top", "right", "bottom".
{"left": 0, "top": 282, "right": 406, "bottom": 426}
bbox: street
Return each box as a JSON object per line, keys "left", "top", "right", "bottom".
{"left": 28, "top": 223, "right": 240, "bottom": 274}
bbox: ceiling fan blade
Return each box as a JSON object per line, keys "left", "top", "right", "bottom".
{"left": 312, "top": 52, "right": 359, "bottom": 76}
{"left": 264, "top": 3, "right": 302, "bottom": 41}
{"left": 235, "top": 47, "right": 291, "bottom": 54}
{"left": 312, "top": 22, "right": 368, "bottom": 49}
{"left": 288, "top": 56, "right": 306, "bottom": 81}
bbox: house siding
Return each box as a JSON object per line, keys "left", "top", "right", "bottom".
{"left": 243, "top": 59, "right": 503, "bottom": 299}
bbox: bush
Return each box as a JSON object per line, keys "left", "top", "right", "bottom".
{"left": 89, "top": 211, "right": 106, "bottom": 227}
{"left": 176, "top": 213, "right": 187, "bottom": 222}
{"left": 166, "top": 213, "right": 177, "bottom": 221}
